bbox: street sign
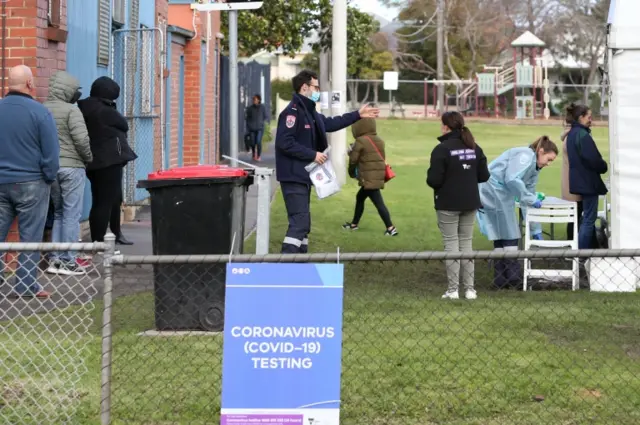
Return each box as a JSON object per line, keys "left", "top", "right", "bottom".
{"left": 191, "top": 1, "right": 263, "bottom": 11}
{"left": 383, "top": 71, "right": 399, "bottom": 91}
{"left": 221, "top": 263, "right": 345, "bottom": 425}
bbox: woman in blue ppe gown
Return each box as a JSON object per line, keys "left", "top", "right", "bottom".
{"left": 477, "top": 136, "right": 558, "bottom": 288}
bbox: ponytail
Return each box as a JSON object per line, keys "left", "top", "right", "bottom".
{"left": 441, "top": 111, "right": 475, "bottom": 149}
{"left": 460, "top": 126, "right": 476, "bottom": 149}
{"left": 565, "top": 102, "right": 590, "bottom": 124}
{"left": 530, "top": 135, "right": 558, "bottom": 155}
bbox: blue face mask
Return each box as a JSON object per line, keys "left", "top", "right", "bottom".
{"left": 310, "top": 91, "right": 320, "bottom": 103}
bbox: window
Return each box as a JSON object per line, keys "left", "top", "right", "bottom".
{"left": 47, "top": 0, "right": 62, "bottom": 27}
{"left": 97, "top": 0, "right": 111, "bottom": 65}
{"left": 113, "top": 0, "right": 126, "bottom": 25}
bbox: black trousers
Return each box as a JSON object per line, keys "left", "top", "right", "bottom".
{"left": 566, "top": 200, "right": 583, "bottom": 242}
{"left": 87, "top": 165, "right": 123, "bottom": 242}
{"left": 280, "top": 182, "right": 311, "bottom": 254}
{"left": 352, "top": 188, "right": 393, "bottom": 228}
{"left": 493, "top": 239, "right": 521, "bottom": 289}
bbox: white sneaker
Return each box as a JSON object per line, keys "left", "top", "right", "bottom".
{"left": 465, "top": 289, "right": 478, "bottom": 300}
{"left": 442, "top": 290, "right": 459, "bottom": 300}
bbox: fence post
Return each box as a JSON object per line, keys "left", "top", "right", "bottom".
{"left": 100, "top": 232, "right": 117, "bottom": 425}
{"left": 255, "top": 167, "right": 273, "bottom": 255}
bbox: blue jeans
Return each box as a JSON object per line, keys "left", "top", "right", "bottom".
{"left": 251, "top": 129, "right": 263, "bottom": 157}
{"left": 50, "top": 168, "right": 86, "bottom": 263}
{"left": 0, "top": 180, "right": 51, "bottom": 295}
{"left": 578, "top": 195, "right": 599, "bottom": 249}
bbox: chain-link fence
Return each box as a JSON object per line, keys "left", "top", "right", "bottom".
{"left": 346, "top": 79, "right": 608, "bottom": 121}
{"left": 0, "top": 241, "right": 106, "bottom": 425}
{"left": 100, "top": 249, "right": 640, "bottom": 425}
{"left": 112, "top": 28, "right": 164, "bottom": 205}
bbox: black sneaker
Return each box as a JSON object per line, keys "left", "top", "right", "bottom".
{"left": 342, "top": 222, "right": 359, "bottom": 230}
{"left": 384, "top": 227, "right": 398, "bottom": 236}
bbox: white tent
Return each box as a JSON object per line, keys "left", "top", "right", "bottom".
{"left": 607, "top": 0, "right": 640, "bottom": 249}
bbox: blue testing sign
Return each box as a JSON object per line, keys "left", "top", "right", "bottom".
{"left": 221, "top": 263, "right": 344, "bottom": 425}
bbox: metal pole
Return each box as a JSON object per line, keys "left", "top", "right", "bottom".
{"left": 229, "top": 10, "right": 239, "bottom": 168}
{"left": 436, "top": 0, "right": 445, "bottom": 116}
{"left": 100, "top": 232, "right": 117, "bottom": 425}
{"left": 319, "top": 50, "right": 331, "bottom": 115}
{"left": 255, "top": 168, "right": 273, "bottom": 255}
{"left": 330, "top": 0, "right": 347, "bottom": 185}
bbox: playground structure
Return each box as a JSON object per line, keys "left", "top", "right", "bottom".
{"left": 456, "top": 31, "right": 555, "bottom": 120}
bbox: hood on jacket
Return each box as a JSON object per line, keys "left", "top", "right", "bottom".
{"left": 351, "top": 118, "right": 377, "bottom": 138}
{"left": 89, "top": 76, "right": 120, "bottom": 101}
{"left": 47, "top": 71, "right": 81, "bottom": 103}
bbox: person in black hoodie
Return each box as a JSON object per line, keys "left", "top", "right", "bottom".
{"left": 427, "top": 111, "right": 490, "bottom": 300}
{"left": 78, "top": 77, "right": 137, "bottom": 243}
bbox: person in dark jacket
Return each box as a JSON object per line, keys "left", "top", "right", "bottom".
{"left": 275, "top": 69, "right": 379, "bottom": 254}
{"left": 565, "top": 103, "right": 608, "bottom": 249}
{"left": 343, "top": 118, "right": 397, "bottom": 235}
{"left": 427, "top": 111, "right": 490, "bottom": 300}
{"left": 245, "top": 94, "right": 268, "bottom": 161}
{"left": 78, "top": 77, "right": 138, "bottom": 243}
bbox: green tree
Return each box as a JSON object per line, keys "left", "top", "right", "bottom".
{"left": 312, "top": 3, "right": 381, "bottom": 107}
{"left": 220, "top": 0, "right": 322, "bottom": 56}
{"left": 299, "top": 51, "right": 320, "bottom": 73}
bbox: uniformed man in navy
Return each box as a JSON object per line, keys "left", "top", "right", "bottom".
{"left": 275, "top": 70, "right": 380, "bottom": 254}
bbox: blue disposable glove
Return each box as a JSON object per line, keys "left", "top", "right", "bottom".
{"left": 532, "top": 233, "right": 543, "bottom": 240}
{"left": 532, "top": 200, "right": 542, "bottom": 209}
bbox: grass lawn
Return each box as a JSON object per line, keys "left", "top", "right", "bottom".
{"left": 3, "top": 121, "right": 640, "bottom": 425}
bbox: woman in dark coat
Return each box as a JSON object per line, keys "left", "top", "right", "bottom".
{"left": 78, "top": 76, "right": 137, "bottom": 243}
{"left": 244, "top": 94, "right": 268, "bottom": 161}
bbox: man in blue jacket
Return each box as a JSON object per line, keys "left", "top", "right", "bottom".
{"left": 0, "top": 65, "right": 60, "bottom": 298}
{"left": 275, "top": 70, "right": 379, "bottom": 254}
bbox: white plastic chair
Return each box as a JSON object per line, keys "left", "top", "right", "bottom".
{"left": 523, "top": 202, "right": 579, "bottom": 291}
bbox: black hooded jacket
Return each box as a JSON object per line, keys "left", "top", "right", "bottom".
{"left": 78, "top": 76, "right": 138, "bottom": 171}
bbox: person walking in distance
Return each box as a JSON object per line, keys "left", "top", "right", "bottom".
{"left": 275, "top": 70, "right": 380, "bottom": 254}
{"left": 343, "top": 118, "right": 397, "bottom": 236}
{"left": 0, "top": 65, "right": 60, "bottom": 298}
{"left": 78, "top": 77, "right": 137, "bottom": 243}
{"left": 43, "top": 71, "right": 93, "bottom": 276}
{"left": 427, "top": 112, "right": 490, "bottom": 300}
{"left": 245, "top": 94, "right": 268, "bottom": 161}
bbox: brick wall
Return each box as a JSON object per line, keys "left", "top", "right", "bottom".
{"left": 0, "top": 0, "right": 66, "bottom": 99}
{"left": 205, "top": 14, "right": 220, "bottom": 164}
{"left": 181, "top": 33, "right": 200, "bottom": 165}
{"left": 0, "top": 0, "right": 67, "bottom": 254}
{"left": 166, "top": 7, "right": 221, "bottom": 167}
{"left": 169, "top": 42, "right": 184, "bottom": 168}
{"left": 154, "top": 0, "right": 168, "bottom": 170}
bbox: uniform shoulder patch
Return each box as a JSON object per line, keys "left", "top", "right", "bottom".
{"left": 285, "top": 114, "right": 296, "bottom": 128}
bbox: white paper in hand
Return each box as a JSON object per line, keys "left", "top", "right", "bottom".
{"left": 305, "top": 148, "right": 341, "bottom": 199}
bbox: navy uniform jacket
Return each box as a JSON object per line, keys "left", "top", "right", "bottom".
{"left": 275, "top": 93, "right": 361, "bottom": 184}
